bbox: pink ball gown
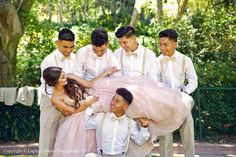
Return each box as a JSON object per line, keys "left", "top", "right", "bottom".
{"left": 52, "top": 76, "right": 193, "bottom": 157}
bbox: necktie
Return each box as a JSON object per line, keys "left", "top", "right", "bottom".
{"left": 61, "top": 56, "right": 71, "bottom": 61}
{"left": 163, "top": 57, "right": 176, "bottom": 62}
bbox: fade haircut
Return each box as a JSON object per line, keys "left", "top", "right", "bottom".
{"left": 159, "top": 29, "right": 178, "bottom": 42}
{"left": 115, "top": 25, "right": 135, "bottom": 38}
{"left": 116, "top": 88, "right": 133, "bottom": 105}
{"left": 58, "top": 28, "right": 75, "bottom": 41}
{"left": 91, "top": 28, "right": 108, "bottom": 46}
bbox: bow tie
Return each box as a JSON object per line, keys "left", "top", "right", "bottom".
{"left": 111, "top": 115, "right": 124, "bottom": 122}
{"left": 163, "top": 57, "right": 176, "bottom": 62}
{"left": 61, "top": 56, "right": 71, "bottom": 61}
{"left": 125, "top": 52, "right": 137, "bottom": 57}
{"left": 92, "top": 55, "right": 103, "bottom": 60}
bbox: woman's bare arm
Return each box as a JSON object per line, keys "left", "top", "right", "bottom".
{"left": 51, "top": 96, "right": 75, "bottom": 114}
{"left": 66, "top": 67, "right": 119, "bottom": 88}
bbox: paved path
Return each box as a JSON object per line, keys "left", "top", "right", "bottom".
{"left": 0, "top": 142, "right": 236, "bottom": 156}
{"left": 152, "top": 143, "right": 236, "bottom": 157}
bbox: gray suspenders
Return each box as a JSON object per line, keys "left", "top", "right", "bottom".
{"left": 54, "top": 54, "right": 59, "bottom": 67}
{"left": 83, "top": 49, "right": 111, "bottom": 78}
{"left": 120, "top": 47, "right": 147, "bottom": 76}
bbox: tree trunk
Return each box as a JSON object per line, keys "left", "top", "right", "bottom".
{"left": 157, "top": 0, "right": 163, "bottom": 22}
{"left": 174, "top": 0, "right": 188, "bottom": 24}
{"left": 59, "top": 0, "right": 63, "bottom": 25}
{"left": 130, "top": 0, "right": 148, "bottom": 28}
{"left": 117, "top": 0, "right": 126, "bottom": 13}
{"left": 130, "top": 8, "right": 139, "bottom": 28}
{"left": 48, "top": 0, "right": 52, "bottom": 21}
{"left": 0, "top": 0, "right": 34, "bottom": 86}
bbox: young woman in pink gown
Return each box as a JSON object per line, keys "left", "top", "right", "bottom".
{"left": 43, "top": 66, "right": 193, "bottom": 157}
{"left": 43, "top": 66, "right": 116, "bottom": 157}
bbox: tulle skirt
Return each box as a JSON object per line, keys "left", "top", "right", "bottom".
{"left": 52, "top": 76, "right": 193, "bottom": 157}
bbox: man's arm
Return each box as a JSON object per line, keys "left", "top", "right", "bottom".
{"left": 146, "top": 50, "right": 158, "bottom": 81}
{"left": 130, "top": 117, "right": 150, "bottom": 145}
{"left": 73, "top": 48, "right": 85, "bottom": 78}
{"left": 182, "top": 58, "right": 198, "bottom": 94}
{"left": 66, "top": 67, "right": 119, "bottom": 88}
{"left": 84, "top": 107, "right": 99, "bottom": 129}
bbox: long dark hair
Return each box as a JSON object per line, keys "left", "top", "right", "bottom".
{"left": 43, "top": 66, "right": 86, "bottom": 108}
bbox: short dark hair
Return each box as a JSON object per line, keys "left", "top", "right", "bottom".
{"left": 116, "top": 88, "right": 133, "bottom": 105}
{"left": 58, "top": 28, "right": 75, "bottom": 41}
{"left": 159, "top": 29, "right": 178, "bottom": 42}
{"left": 115, "top": 25, "right": 135, "bottom": 38}
{"left": 91, "top": 28, "right": 108, "bottom": 46}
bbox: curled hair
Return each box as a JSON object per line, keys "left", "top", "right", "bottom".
{"left": 64, "top": 78, "right": 87, "bottom": 108}
{"left": 159, "top": 29, "right": 178, "bottom": 42}
{"left": 116, "top": 88, "right": 133, "bottom": 105}
{"left": 43, "top": 66, "right": 86, "bottom": 108}
{"left": 115, "top": 25, "right": 135, "bottom": 38}
{"left": 91, "top": 28, "right": 108, "bottom": 46}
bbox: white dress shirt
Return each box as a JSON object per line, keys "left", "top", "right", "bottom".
{"left": 156, "top": 50, "right": 198, "bottom": 94}
{"left": 73, "top": 45, "right": 121, "bottom": 80}
{"left": 114, "top": 45, "right": 157, "bottom": 81}
{"left": 40, "top": 49, "right": 76, "bottom": 96}
{"left": 85, "top": 108, "right": 150, "bottom": 156}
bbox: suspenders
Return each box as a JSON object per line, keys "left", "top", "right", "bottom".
{"left": 99, "top": 113, "right": 131, "bottom": 155}
{"left": 83, "top": 49, "right": 112, "bottom": 78}
{"left": 120, "top": 47, "right": 147, "bottom": 76}
{"left": 181, "top": 56, "right": 186, "bottom": 84}
{"left": 54, "top": 54, "right": 59, "bottom": 67}
{"left": 160, "top": 55, "right": 186, "bottom": 85}
{"left": 99, "top": 113, "right": 107, "bottom": 154}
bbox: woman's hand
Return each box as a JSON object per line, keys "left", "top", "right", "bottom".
{"left": 56, "top": 107, "right": 74, "bottom": 116}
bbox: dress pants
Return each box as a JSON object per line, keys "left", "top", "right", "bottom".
{"left": 38, "top": 95, "right": 63, "bottom": 157}
{"left": 159, "top": 113, "right": 195, "bottom": 157}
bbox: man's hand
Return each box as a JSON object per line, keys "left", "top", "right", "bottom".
{"left": 65, "top": 73, "right": 76, "bottom": 80}
{"left": 85, "top": 95, "right": 99, "bottom": 107}
{"left": 105, "top": 66, "right": 120, "bottom": 76}
{"left": 138, "top": 117, "right": 149, "bottom": 128}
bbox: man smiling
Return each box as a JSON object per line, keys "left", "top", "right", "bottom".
{"left": 74, "top": 28, "right": 120, "bottom": 80}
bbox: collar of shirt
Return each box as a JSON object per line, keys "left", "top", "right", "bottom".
{"left": 124, "top": 44, "right": 142, "bottom": 57}
{"left": 161, "top": 50, "right": 179, "bottom": 62}
{"left": 110, "top": 113, "right": 127, "bottom": 122}
{"left": 55, "top": 49, "right": 72, "bottom": 61}
{"left": 88, "top": 48, "right": 106, "bottom": 60}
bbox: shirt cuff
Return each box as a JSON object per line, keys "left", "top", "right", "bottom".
{"left": 85, "top": 107, "right": 94, "bottom": 116}
{"left": 140, "top": 127, "right": 149, "bottom": 133}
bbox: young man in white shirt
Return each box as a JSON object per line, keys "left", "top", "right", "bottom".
{"left": 156, "top": 29, "right": 198, "bottom": 157}
{"left": 114, "top": 25, "right": 157, "bottom": 81}
{"left": 74, "top": 28, "right": 120, "bottom": 80}
{"left": 39, "top": 28, "right": 76, "bottom": 157}
{"left": 85, "top": 88, "right": 150, "bottom": 157}
{"left": 114, "top": 25, "right": 157, "bottom": 156}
